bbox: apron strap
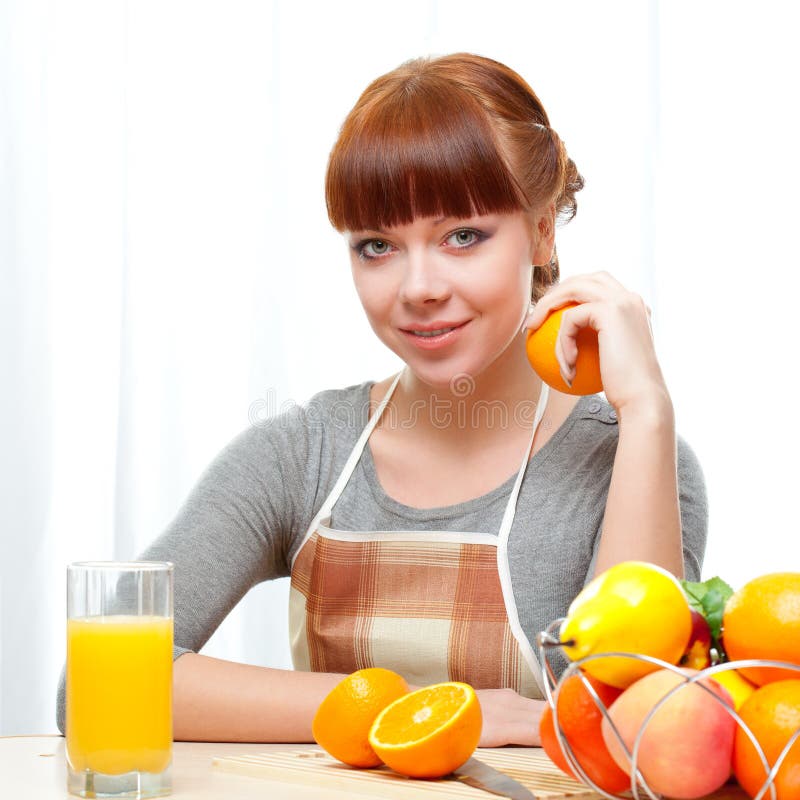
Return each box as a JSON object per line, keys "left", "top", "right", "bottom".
{"left": 291, "top": 371, "right": 403, "bottom": 566}
{"left": 496, "top": 382, "right": 550, "bottom": 695}
{"left": 497, "top": 382, "right": 549, "bottom": 542}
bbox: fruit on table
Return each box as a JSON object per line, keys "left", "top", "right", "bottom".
{"left": 312, "top": 667, "right": 409, "bottom": 767}
{"left": 367, "top": 682, "right": 481, "bottom": 778}
{"left": 526, "top": 302, "right": 603, "bottom": 395}
{"left": 712, "top": 667, "right": 757, "bottom": 711}
{"left": 723, "top": 572, "right": 800, "bottom": 685}
{"left": 601, "top": 668, "right": 736, "bottom": 799}
{"left": 539, "top": 673, "right": 629, "bottom": 793}
{"left": 732, "top": 679, "right": 800, "bottom": 800}
{"left": 560, "top": 561, "right": 693, "bottom": 688}
{"left": 680, "top": 609, "right": 713, "bottom": 669}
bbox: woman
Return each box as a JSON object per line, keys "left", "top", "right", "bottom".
{"left": 57, "top": 53, "right": 707, "bottom": 746}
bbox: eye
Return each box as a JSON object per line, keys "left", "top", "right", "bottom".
{"left": 355, "top": 239, "right": 394, "bottom": 260}
{"left": 444, "top": 228, "right": 484, "bottom": 249}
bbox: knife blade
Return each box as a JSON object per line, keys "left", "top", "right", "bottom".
{"left": 451, "top": 756, "right": 537, "bottom": 799}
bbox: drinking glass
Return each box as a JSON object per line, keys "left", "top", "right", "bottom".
{"left": 66, "top": 561, "right": 173, "bottom": 798}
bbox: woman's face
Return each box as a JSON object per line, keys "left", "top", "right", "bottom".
{"left": 347, "top": 210, "right": 553, "bottom": 389}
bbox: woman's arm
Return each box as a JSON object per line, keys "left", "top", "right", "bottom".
{"left": 173, "top": 653, "right": 546, "bottom": 746}
{"left": 594, "top": 394, "right": 683, "bottom": 576}
{"left": 173, "top": 653, "right": 344, "bottom": 741}
{"left": 527, "top": 272, "right": 684, "bottom": 577}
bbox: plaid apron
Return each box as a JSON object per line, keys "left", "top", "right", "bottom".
{"left": 289, "top": 372, "right": 548, "bottom": 698}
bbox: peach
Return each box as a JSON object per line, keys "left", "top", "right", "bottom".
{"left": 601, "top": 668, "right": 736, "bottom": 799}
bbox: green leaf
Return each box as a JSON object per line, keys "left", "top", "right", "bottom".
{"left": 702, "top": 576, "right": 735, "bottom": 603}
{"left": 680, "top": 576, "right": 735, "bottom": 661}
{"left": 681, "top": 580, "right": 708, "bottom": 611}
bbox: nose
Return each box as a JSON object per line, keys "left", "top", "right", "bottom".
{"left": 398, "top": 247, "right": 451, "bottom": 306}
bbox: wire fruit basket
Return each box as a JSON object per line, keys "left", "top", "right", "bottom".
{"left": 536, "top": 619, "right": 800, "bottom": 800}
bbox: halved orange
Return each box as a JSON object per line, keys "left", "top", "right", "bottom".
{"left": 367, "top": 682, "right": 482, "bottom": 778}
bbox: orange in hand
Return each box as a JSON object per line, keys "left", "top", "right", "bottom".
{"left": 312, "top": 667, "right": 409, "bottom": 768}
{"left": 733, "top": 679, "right": 800, "bottom": 799}
{"left": 526, "top": 302, "right": 603, "bottom": 396}
{"left": 722, "top": 572, "right": 800, "bottom": 685}
{"left": 539, "top": 673, "right": 629, "bottom": 793}
{"left": 367, "top": 682, "right": 482, "bottom": 778}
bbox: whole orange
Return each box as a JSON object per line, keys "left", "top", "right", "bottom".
{"left": 312, "top": 668, "right": 409, "bottom": 768}
{"left": 368, "top": 682, "right": 481, "bottom": 778}
{"left": 733, "top": 680, "right": 800, "bottom": 799}
{"left": 539, "top": 674, "right": 629, "bottom": 793}
{"left": 723, "top": 573, "right": 800, "bottom": 685}
{"left": 526, "top": 302, "right": 603, "bottom": 396}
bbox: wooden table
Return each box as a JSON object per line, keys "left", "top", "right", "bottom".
{"left": 1, "top": 736, "right": 747, "bottom": 799}
{"left": 2, "top": 736, "right": 373, "bottom": 800}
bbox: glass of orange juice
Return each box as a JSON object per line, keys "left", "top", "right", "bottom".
{"left": 66, "top": 561, "right": 173, "bottom": 798}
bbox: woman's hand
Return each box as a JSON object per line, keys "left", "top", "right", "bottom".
{"left": 475, "top": 688, "right": 544, "bottom": 747}
{"left": 526, "top": 272, "right": 669, "bottom": 415}
{"left": 526, "top": 272, "right": 683, "bottom": 576}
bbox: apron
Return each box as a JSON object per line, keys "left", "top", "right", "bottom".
{"left": 289, "top": 372, "right": 549, "bottom": 698}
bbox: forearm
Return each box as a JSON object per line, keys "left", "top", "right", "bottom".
{"left": 594, "top": 393, "right": 684, "bottom": 577}
{"left": 173, "top": 652, "right": 344, "bottom": 742}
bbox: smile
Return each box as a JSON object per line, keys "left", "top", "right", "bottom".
{"left": 412, "top": 327, "right": 456, "bottom": 337}
{"left": 399, "top": 320, "right": 470, "bottom": 350}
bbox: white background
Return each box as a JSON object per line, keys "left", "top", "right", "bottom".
{"left": 2, "top": 0, "right": 799, "bottom": 734}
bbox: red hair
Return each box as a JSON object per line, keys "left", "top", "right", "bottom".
{"left": 325, "top": 53, "right": 584, "bottom": 298}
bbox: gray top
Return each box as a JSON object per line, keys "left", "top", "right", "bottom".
{"left": 56, "top": 380, "right": 707, "bottom": 732}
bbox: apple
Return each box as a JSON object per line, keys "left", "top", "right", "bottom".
{"left": 680, "top": 609, "right": 712, "bottom": 670}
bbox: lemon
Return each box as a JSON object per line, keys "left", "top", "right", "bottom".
{"left": 712, "top": 668, "right": 757, "bottom": 711}
{"left": 560, "top": 561, "right": 692, "bottom": 688}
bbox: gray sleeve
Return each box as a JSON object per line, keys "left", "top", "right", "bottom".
{"left": 56, "top": 402, "right": 313, "bottom": 734}
{"left": 143, "top": 404, "right": 312, "bottom": 658}
{"left": 677, "top": 434, "right": 708, "bottom": 582}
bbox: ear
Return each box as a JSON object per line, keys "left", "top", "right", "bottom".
{"left": 531, "top": 203, "right": 556, "bottom": 265}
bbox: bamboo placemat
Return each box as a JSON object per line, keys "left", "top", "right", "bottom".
{"left": 212, "top": 747, "right": 599, "bottom": 798}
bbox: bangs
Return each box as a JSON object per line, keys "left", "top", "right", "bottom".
{"left": 326, "top": 76, "right": 528, "bottom": 232}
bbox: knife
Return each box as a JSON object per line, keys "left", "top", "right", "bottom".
{"left": 451, "top": 756, "right": 537, "bottom": 799}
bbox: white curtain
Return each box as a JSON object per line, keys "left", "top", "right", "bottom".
{"left": 2, "top": 0, "right": 798, "bottom": 735}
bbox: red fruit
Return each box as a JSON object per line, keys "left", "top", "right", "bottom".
{"left": 680, "top": 609, "right": 712, "bottom": 670}
{"left": 539, "top": 673, "right": 630, "bottom": 793}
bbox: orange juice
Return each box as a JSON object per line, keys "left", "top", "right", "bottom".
{"left": 66, "top": 615, "right": 173, "bottom": 775}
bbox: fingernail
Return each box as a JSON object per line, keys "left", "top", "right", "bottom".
{"left": 560, "top": 370, "right": 573, "bottom": 389}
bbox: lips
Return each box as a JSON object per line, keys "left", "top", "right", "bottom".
{"left": 398, "top": 319, "right": 471, "bottom": 350}
{"left": 400, "top": 320, "right": 470, "bottom": 334}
